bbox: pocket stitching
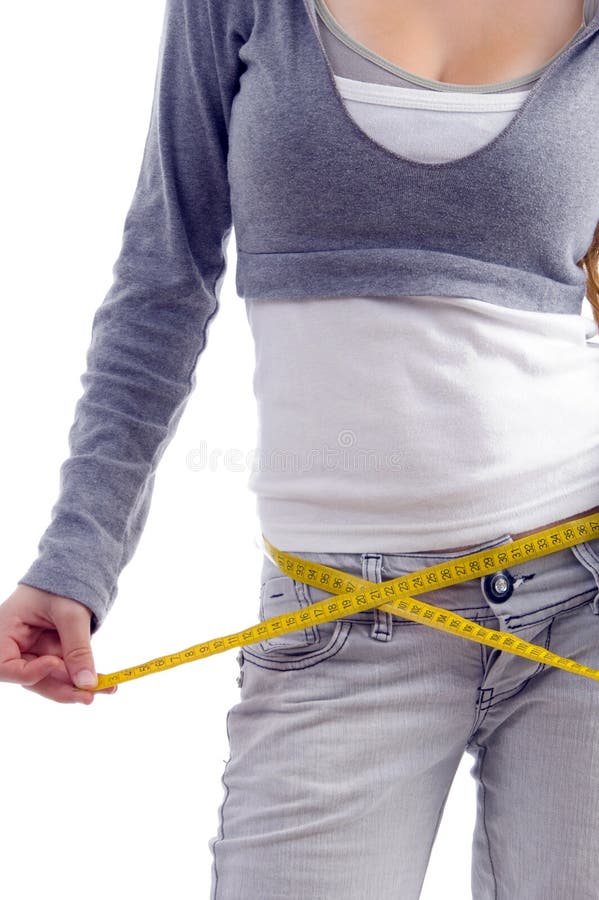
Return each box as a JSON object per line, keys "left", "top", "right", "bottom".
{"left": 249, "top": 574, "right": 352, "bottom": 667}
{"left": 243, "top": 619, "right": 352, "bottom": 670}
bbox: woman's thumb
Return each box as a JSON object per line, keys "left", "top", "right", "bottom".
{"left": 54, "top": 604, "right": 98, "bottom": 689}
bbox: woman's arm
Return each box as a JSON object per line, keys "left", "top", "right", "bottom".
{"left": 17, "top": 0, "right": 252, "bottom": 635}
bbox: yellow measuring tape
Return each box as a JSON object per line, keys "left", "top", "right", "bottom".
{"left": 91, "top": 512, "right": 599, "bottom": 691}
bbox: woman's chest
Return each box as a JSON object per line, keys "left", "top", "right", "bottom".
{"left": 228, "top": 0, "right": 599, "bottom": 301}
{"left": 321, "top": 0, "right": 585, "bottom": 84}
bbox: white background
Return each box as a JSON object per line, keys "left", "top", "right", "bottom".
{"left": 1, "top": 3, "right": 597, "bottom": 898}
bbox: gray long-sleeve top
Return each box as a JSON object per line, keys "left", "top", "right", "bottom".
{"left": 17, "top": 0, "right": 248, "bottom": 633}
{"left": 17, "top": 0, "right": 599, "bottom": 633}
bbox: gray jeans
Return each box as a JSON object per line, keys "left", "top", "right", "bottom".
{"left": 208, "top": 531, "right": 599, "bottom": 899}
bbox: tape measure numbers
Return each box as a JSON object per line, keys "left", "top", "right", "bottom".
{"left": 89, "top": 512, "right": 599, "bottom": 691}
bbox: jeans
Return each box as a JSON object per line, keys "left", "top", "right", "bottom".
{"left": 208, "top": 530, "right": 599, "bottom": 899}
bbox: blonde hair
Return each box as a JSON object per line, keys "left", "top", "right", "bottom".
{"left": 578, "top": 221, "right": 599, "bottom": 327}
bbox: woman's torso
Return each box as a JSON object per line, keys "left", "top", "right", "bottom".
{"left": 329, "top": 0, "right": 599, "bottom": 553}
{"left": 245, "top": 0, "right": 596, "bottom": 550}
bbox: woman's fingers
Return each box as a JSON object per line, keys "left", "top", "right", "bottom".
{"left": 20, "top": 654, "right": 118, "bottom": 699}
{"left": 21, "top": 668, "right": 96, "bottom": 704}
{"left": 0, "top": 640, "right": 64, "bottom": 687}
{"left": 0, "top": 587, "right": 118, "bottom": 703}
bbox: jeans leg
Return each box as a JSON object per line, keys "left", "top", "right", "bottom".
{"left": 467, "top": 546, "right": 599, "bottom": 899}
{"left": 208, "top": 547, "right": 491, "bottom": 899}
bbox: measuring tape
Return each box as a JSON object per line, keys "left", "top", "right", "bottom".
{"left": 90, "top": 511, "right": 599, "bottom": 691}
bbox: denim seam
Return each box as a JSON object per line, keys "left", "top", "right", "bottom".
{"left": 210, "top": 706, "right": 233, "bottom": 900}
{"left": 483, "top": 619, "right": 553, "bottom": 710}
{"left": 468, "top": 702, "right": 492, "bottom": 742}
{"left": 505, "top": 597, "right": 591, "bottom": 630}
{"left": 465, "top": 622, "right": 491, "bottom": 743}
{"left": 424, "top": 778, "right": 456, "bottom": 891}
{"left": 468, "top": 622, "right": 553, "bottom": 898}
{"left": 473, "top": 741, "right": 498, "bottom": 900}
{"left": 475, "top": 687, "right": 496, "bottom": 717}
{"left": 467, "top": 617, "right": 551, "bottom": 734}
{"left": 504, "top": 588, "right": 596, "bottom": 622}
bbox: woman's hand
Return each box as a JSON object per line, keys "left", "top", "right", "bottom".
{"left": 0, "top": 584, "right": 117, "bottom": 704}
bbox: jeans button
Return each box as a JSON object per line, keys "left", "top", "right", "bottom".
{"left": 483, "top": 570, "right": 514, "bottom": 603}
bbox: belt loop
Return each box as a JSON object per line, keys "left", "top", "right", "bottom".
{"left": 361, "top": 553, "right": 393, "bottom": 642}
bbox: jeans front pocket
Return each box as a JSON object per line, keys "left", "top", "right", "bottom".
{"left": 242, "top": 570, "right": 352, "bottom": 671}
{"left": 258, "top": 574, "right": 320, "bottom": 653}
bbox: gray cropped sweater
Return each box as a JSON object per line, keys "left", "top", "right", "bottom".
{"left": 17, "top": 0, "right": 599, "bottom": 633}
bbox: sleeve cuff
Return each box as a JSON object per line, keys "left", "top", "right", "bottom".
{"left": 17, "top": 567, "right": 113, "bottom": 635}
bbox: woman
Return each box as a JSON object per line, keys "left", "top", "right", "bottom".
{"left": 2, "top": 0, "right": 599, "bottom": 896}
